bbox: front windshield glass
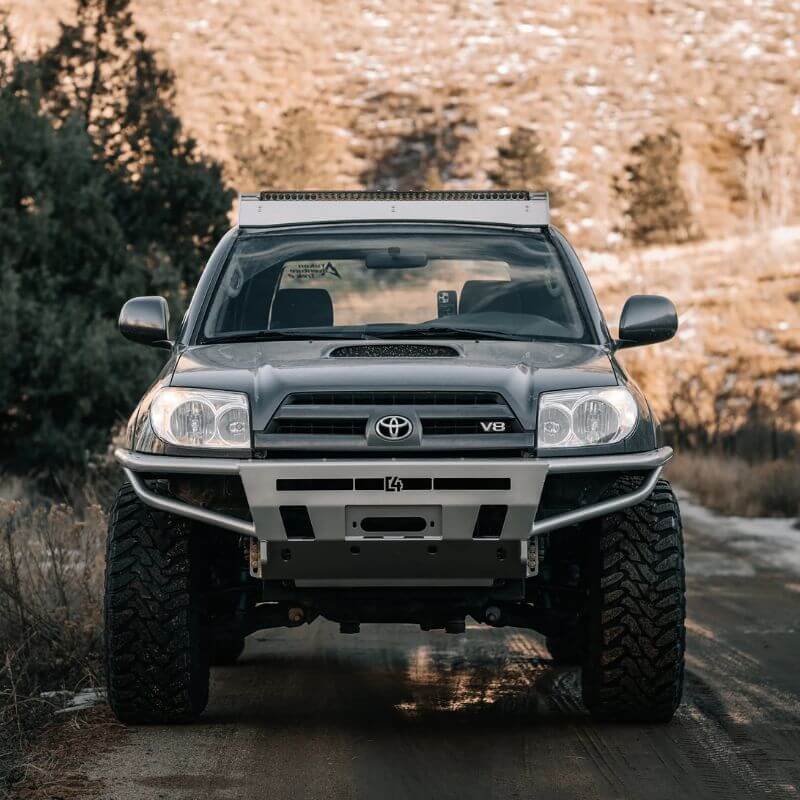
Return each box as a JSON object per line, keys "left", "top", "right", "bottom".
{"left": 201, "top": 229, "right": 589, "bottom": 342}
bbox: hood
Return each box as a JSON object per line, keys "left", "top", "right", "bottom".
{"left": 170, "top": 340, "right": 617, "bottom": 430}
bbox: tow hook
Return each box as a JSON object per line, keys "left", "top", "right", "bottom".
{"left": 287, "top": 607, "right": 305, "bottom": 624}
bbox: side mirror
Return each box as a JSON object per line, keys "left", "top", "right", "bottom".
{"left": 616, "top": 294, "right": 677, "bottom": 349}
{"left": 119, "top": 296, "right": 171, "bottom": 348}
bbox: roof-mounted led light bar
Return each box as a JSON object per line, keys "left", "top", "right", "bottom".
{"left": 238, "top": 190, "right": 549, "bottom": 228}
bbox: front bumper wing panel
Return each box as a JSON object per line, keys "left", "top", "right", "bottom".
{"left": 237, "top": 460, "right": 547, "bottom": 543}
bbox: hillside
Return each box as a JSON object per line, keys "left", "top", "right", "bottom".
{"left": 7, "top": 0, "right": 800, "bottom": 247}
{"left": 594, "top": 227, "right": 800, "bottom": 449}
{"left": 5, "top": 0, "right": 800, "bottom": 443}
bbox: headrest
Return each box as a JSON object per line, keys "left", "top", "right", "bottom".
{"left": 459, "top": 278, "right": 571, "bottom": 325}
{"left": 459, "top": 280, "right": 520, "bottom": 315}
{"left": 270, "top": 288, "right": 334, "bottom": 329}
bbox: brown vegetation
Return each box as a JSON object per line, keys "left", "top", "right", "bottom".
{"left": 593, "top": 227, "right": 800, "bottom": 453}
{"left": 0, "top": 488, "right": 108, "bottom": 792}
{"left": 613, "top": 129, "right": 701, "bottom": 245}
{"left": 230, "top": 107, "right": 340, "bottom": 191}
{"left": 667, "top": 452, "right": 800, "bottom": 519}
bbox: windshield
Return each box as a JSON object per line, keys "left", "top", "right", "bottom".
{"left": 201, "top": 229, "right": 590, "bottom": 342}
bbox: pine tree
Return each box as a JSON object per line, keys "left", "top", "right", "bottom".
{"left": 490, "top": 127, "right": 554, "bottom": 190}
{"left": 0, "top": 5, "right": 233, "bottom": 468}
{"left": 614, "top": 128, "right": 701, "bottom": 245}
{"left": 37, "top": 0, "right": 233, "bottom": 286}
{"left": 231, "top": 107, "right": 336, "bottom": 191}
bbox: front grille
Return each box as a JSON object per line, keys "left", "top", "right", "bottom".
{"left": 259, "top": 449, "right": 530, "bottom": 460}
{"left": 258, "top": 390, "right": 530, "bottom": 457}
{"left": 286, "top": 391, "right": 504, "bottom": 406}
{"left": 271, "top": 418, "right": 366, "bottom": 436}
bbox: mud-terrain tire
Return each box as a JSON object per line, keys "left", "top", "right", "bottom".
{"left": 211, "top": 634, "right": 246, "bottom": 665}
{"left": 105, "top": 484, "right": 210, "bottom": 724}
{"left": 582, "top": 477, "right": 685, "bottom": 722}
{"left": 546, "top": 631, "right": 584, "bottom": 665}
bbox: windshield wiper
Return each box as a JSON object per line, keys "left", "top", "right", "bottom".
{"left": 371, "top": 326, "right": 528, "bottom": 341}
{"left": 203, "top": 329, "right": 357, "bottom": 344}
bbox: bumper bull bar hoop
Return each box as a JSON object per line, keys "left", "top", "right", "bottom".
{"left": 116, "top": 447, "right": 672, "bottom": 538}
{"left": 530, "top": 466, "right": 663, "bottom": 535}
{"left": 122, "top": 467, "right": 256, "bottom": 537}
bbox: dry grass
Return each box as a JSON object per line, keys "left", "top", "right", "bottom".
{"left": 595, "top": 227, "right": 800, "bottom": 446}
{"left": 9, "top": 706, "right": 125, "bottom": 800}
{"left": 0, "top": 494, "right": 107, "bottom": 794}
{"left": 667, "top": 452, "right": 800, "bottom": 519}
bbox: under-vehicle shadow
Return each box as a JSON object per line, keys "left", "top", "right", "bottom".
{"left": 203, "top": 627, "right": 591, "bottom": 732}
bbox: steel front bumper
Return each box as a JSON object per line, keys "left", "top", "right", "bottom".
{"left": 115, "top": 447, "right": 672, "bottom": 585}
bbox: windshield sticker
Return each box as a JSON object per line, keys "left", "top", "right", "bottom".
{"left": 285, "top": 262, "right": 342, "bottom": 281}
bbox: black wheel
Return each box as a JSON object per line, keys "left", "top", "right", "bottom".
{"left": 105, "top": 484, "right": 210, "bottom": 724}
{"left": 211, "top": 634, "right": 246, "bottom": 665}
{"left": 546, "top": 630, "right": 584, "bottom": 665}
{"left": 582, "top": 477, "right": 685, "bottom": 722}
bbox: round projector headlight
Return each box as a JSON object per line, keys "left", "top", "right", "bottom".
{"left": 539, "top": 404, "right": 572, "bottom": 447}
{"left": 150, "top": 388, "right": 250, "bottom": 449}
{"left": 217, "top": 405, "right": 250, "bottom": 446}
{"left": 537, "top": 387, "right": 638, "bottom": 449}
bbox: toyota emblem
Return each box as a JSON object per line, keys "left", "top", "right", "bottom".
{"left": 375, "top": 415, "right": 413, "bottom": 441}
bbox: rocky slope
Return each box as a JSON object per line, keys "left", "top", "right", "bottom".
{"left": 8, "top": 0, "right": 800, "bottom": 245}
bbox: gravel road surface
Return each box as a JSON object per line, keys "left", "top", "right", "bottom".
{"left": 87, "top": 514, "right": 800, "bottom": 800}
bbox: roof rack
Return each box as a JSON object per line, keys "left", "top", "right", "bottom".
{"left": 238, "top": 190, "right": 549, "bottom": 228}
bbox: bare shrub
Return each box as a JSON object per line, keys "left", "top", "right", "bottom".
{"left": 0, "top": 497, "right": 106, "bottom": 791}
{"left": 682, "top": 126, "right": 749, "bottom": 238}
{"left": 668, "top": 452, "right": 800, "bottom": 518}
{"left": 741, "top": 127, "right": 800, "bottom": 229}
{"left": 359, "top": 95, "right": 477, "bottom": 191}
{"left": 231, "top": 107, "right": 338, "bottom": 190}
{"left": 614, "top": 128, "right": 702, "bottom": 245}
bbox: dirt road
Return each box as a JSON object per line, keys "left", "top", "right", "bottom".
{"left": 86, "top": 513, "right": 800, "bottom": 800}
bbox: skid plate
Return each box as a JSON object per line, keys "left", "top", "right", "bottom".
{"left": 263, "top": 540, "right": 528, "bottom": 586}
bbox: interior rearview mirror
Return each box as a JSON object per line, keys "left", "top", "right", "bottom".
{"left": 119, "top": 296, "right": 171, "bottom": 348}
{"left": 366, "top": 249, "right": 428, "bottom": 269}
{"left": 617, "top": 294, "right": 677, "bottom": 349}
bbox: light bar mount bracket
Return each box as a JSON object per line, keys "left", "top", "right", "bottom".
{"left": 238, "top": 190, "right": 549, "bottom": 228}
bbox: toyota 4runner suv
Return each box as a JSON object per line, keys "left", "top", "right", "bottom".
{"left": 108, "top": 190, "right": 684, "bottom": 724}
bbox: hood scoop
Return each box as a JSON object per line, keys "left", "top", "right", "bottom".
{"left": 329, "top": 344, "right": 460, "bottom": 358}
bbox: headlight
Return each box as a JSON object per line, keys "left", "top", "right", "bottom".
{"left": 537, "top": 387, "right": 638, "bottom": 448}
{"left": 150, "top": 388, "right": 251, "bottom": 449}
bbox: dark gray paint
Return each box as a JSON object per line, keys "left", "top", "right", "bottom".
{"left": 168, "top": 339, "right": 617, "bottom": 432}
